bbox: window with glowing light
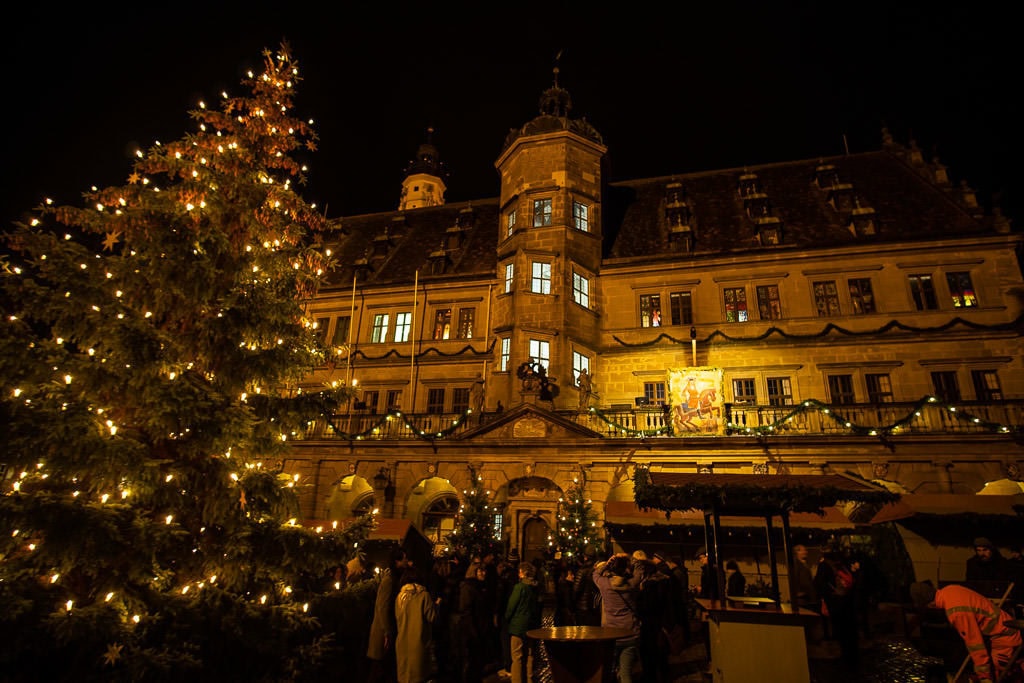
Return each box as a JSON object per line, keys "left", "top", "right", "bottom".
{"left": 500, "top": 337, "right": 511, "bottom": 371}
{"left": 529, "top": 339, "right": 550, "bottom": 371}
{"left": 421, "top": 495, "right": 459, "bottom": 545}
{"left": 766, "top": 377, "right": 793, "bottom": 406}
{"left": 456, "top": 308, "right": 475, "bottom": 339}
{"left": 371, "top": 313, "right": 390, "bottom": 343}
{"left": 433, "top": 308, "right": 452, "bottom": 340}
{"left": 724, "top": 287, "right": 748, "bottom": 322}
{"left": 394, "top": 312, "right": 412, "bottom": 343}
{"left": 572, "top": 271, "right": 590, "bottom": 308}
{"left": 732, "top": 378, "right": 757, "bottom": 404}
{"left": 531, "top": 262, "right": 551, "bottom": 294}
{"left": 573, "top": 200, "right": 590, "bottom": 232}
{"left": 504, "top": 262, "right": 514, "bottom": 293}
{"left": 813, "top": 281, "right": 841, "bottom": 317}
{"left": 572, "top": 351, "right": 591, "bottom": 387}
{"left": 639, "top": 294, "right": 662, "bottom": 327}
{"left": 946, "top": 271, "right": 977, "bottom": 308}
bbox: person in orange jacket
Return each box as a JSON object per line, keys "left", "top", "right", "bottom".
{"left": 924, "top": 582, "right": 1022, "bottom": 681}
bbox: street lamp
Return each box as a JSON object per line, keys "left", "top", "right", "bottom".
{"left": 690, "top": 326, "right": 697, "bottom": 367}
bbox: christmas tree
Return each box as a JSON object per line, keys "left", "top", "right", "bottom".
{"left": 0, "top": 44, "right": 373, "bottom": 680}
{"left": 552, "top": 472, "right": 601, "bottom": 564}
{"left": 445, "top": 465, "right": 503, "bottom": 561}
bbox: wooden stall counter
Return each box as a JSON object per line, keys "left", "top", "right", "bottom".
{"left": 526, "top": 626, "right": 634, "bottom": 683}
{"left": 696, "top": 598, "right": 820, "bottom": 683}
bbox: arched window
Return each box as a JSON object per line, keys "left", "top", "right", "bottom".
{"left": 421, "top": 494, "right": 460, "bottom": 545}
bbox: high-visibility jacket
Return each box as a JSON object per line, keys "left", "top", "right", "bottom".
{"left": 935, "top": 584, "right": 1021, "bottom": 680}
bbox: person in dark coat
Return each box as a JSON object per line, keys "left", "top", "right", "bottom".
{"left": 554, "top": 563, "right": 577, "bottom": 626}
{"left": 814, "top": 551, "right": 859, "bottom": 669}
{"left": 791, "top": 545, "right": 818, "bottom": 611}
{"left": 367, "top": 548, "right": 412, "bottom": 683}
{"left": 696, "top": 547, "right": 719, "bottom": 600}
{"left": 966, "top": 537, "right": 1011, "bottom": 599}
{"left": 725, "top": 560, "right": 746, "bottom": 598}
{"left": 573, "top": 552, "right": 602, "bottom": 626}
{"left": 457, "top": 562, "right": 491, "bottom": 683}
{"left": 636, "top": 556, "right": 673, "bottom": 683}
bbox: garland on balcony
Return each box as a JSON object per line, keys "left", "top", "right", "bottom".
{"left": 727, "top": 395, "right": 1018, "bottom": 437}
{"left": 587, "top": 406, "right": 673, "bottom": 437}
{"left": 328, "top": 408, "right": 475, "bottom": 442}
{"left": 612, "top": 312, "right": 1024, "bottom": 348}
{"left": 632, "top": 465, "right": 900, "bottom": 515}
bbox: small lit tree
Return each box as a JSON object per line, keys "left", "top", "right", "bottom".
{"left": 446, "top": 465, "right": 502, "bottom": 561}
{"left": 552, "top": 470, "right": 601, "bottom": 564}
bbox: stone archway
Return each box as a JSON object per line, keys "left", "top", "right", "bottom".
{"left": 325, "top": 474, "right": 375, "bottom": 520}
{"left": 498, "top": 475, "right": 562, "bottom": 563}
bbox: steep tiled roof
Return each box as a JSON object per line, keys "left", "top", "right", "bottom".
{"left": 321, "top": 200, "right": 500, "bottom": 290}
{"left": 606, "top": 150, "right": 987, "bottom": 261}
{"left": 321, "top": 149, "right": 991, "bottom": 289}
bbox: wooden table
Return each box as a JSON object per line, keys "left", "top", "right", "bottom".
{"left": 696, "top": 598, "right": 820, "bottom": 683}
{"left": 526, "top": 626, "right": 634, "bottom": 683}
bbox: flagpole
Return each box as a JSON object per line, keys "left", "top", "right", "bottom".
{"left": 347, "top": 273, "right": 357, "bottom": 386}
{"left": 410, "top": 270, "right": 418, "bottom": 409}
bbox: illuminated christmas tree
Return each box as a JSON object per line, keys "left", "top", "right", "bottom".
{"left": 0, "top": 44, "right": 373, "bottom": 680}
{"left": 446, "top": 464, "right": 503, "bottom": 561}
{"left": 552, "top": 471, "right": 601, "bottom": 564}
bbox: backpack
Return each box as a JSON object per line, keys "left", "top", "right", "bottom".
{"left": 833, "top": 567, "right": 855, "bottom": 596}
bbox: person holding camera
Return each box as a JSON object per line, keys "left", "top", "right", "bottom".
{"left": 593, "top": 552, "right": 643, "bottom": 683}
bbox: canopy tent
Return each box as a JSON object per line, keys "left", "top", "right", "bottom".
{"left": 632, "top": 467, "right": 900, "bottom": 605}
{"left": 870, "top": 493, "right": 1024, "bottom": 548}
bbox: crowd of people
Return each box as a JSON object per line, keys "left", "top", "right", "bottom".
{"left": 358, "top": 547, "right": 694, "bottom": 683}
{"left": 358, "top": 539, "right": 1024, "bottom": 683}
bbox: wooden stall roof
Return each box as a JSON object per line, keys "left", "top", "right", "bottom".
{"left": 634, "top": 468, "right": 900, "bottom": 516}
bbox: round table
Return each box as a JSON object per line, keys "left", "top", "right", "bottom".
{"left": 526, "top": 626, "right": 634, "bottom": 683}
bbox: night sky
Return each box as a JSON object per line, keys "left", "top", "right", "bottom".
{"left": 8, "top": 3, "right": 1021, "bottom": 229}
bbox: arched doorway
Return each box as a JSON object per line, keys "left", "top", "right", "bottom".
{"left": 421, "top": 494, "right": 460, "bottom": 547}
{"left": 521, "top": 516, "right": 552, "bottom": 566}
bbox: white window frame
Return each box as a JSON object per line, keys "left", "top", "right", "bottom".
{"left": 531, "top": 261, "right": 551, "bottom": 295}
{"left": 573, "top": 200, "right": 590, "bottom": 232}
{"left": 533, "top": 198, "right": 553, "bottom": 227}
{"left": 529, "top": 339, "right": 550, "bottom": 371}
{"left": 572, "top": 271, "right": 590, "bottom": 308}
{"left": 504, "top": 262, "right": 515, "bottom": 294}
{"left": 572, "top": 351, "right": 590, "bottom": 386}
{"left": 394, "top": 311, "right": 412, "bottom": 343}
{"left": 371, "top": 313, "right": 390, "bottom": 343}
{"left": 500, "top": 337, "right": 511, "bottom": 372}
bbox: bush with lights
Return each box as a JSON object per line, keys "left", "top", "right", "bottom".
{"left": 0, "top": 44, "right": 374, "bottom": 680}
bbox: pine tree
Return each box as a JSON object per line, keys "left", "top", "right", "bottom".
{"left": 552, "top": 472, "right": 601, "bottom": 564}
{"left": 0, "top": 44, "right": 372, "bottom": 681}
{"left": 446, "top": 465, "right": 502, "bottom": 561}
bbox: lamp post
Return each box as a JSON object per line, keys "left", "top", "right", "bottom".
{"left": 690, "top": 326, "right": 697, "bottom": 367}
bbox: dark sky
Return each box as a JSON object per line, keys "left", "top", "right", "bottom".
{"left": 8, "top": 3, "right": 1021, "bottom": 229}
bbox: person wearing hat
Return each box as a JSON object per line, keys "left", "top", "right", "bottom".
{"left": 967, "top": 537, "right": 1010, "bottom": 596}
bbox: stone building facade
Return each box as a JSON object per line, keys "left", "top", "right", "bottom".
{"left": 285, "top": 72, "right": 1024, "bottom": 572}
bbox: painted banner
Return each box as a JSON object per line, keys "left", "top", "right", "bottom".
{"left": 668, "top": 367, "right": 725, "bottom": 435}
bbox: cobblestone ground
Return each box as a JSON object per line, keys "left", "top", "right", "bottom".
{"left": 484, "top": 608, "right": 950, "bottom": 683}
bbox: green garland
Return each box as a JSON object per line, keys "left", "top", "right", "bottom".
{"left": 613, "top": 313, "right": 1024, "bottom": 347}
{"left": 632, "top": 466, "right": 900, "bottom": 515}
{"left": 587, "top": 406, "right": 672, "bottom": 437}
{"left": 727, "top": 395, "right": 1018, "bottom": 437}
{"left": 327, "top": 408, "right": 474, "bottom": 441}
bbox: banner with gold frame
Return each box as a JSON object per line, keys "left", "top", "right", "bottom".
{"left": 668, "top": 367, "right": 724, "bottom": 435}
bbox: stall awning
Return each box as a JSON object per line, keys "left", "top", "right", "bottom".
{"left": 870, "top": 493, "right": 1024, "bottom": 523}
{"left": 604, "top": 500, "right": 858, "bottom": 529}
{"left": 634, "top": 470, "right": 899, "bottom": 516}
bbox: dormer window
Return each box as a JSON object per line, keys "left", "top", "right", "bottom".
{"left": 427, "top": 241, "right": 449, "bottom": 274}
{"left": 813, "top": 164, "right": 840, "bottom": 189}
{"left": 371, "top": 230, "right": 391, "bottom": 259}
{"left": 848, "top": 201, "right": 878, "bottom": 237}
{"left": 666, "top": 182, "right": 686, "bottom": 206}
{"left": 457, "top": 206, "right": 475, "bottom": 229}
{"left": 744, "top": 195, "right": 771, "bottom": 219}
{"left": 756, "top": 217, "right": 783, "bottom": 246}
{"left": 827, "top": 184, "right": 855, "bottom": 213}
{"left": 445, "top": 225, "right": 464, "bottom": 250}
{"left": 738, "top": 173, "right": 761, "bottom": 197}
